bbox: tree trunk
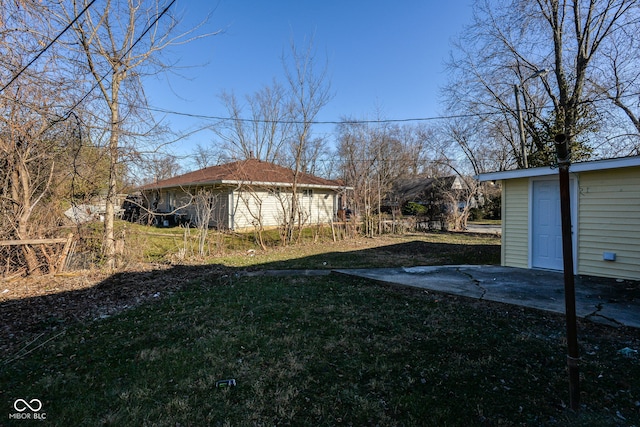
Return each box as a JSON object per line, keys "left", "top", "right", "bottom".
{"left": 17, "top": 212, "right": 41, "bottom": 274}
{"left": 288, "top": 176, "right": 298, "bottom": 244}
{"left": 13, "top": 160, "right": 42, "bottom": 274}
{"left": 21, "top": 244, "right": 41, "bottom": 275}
{"left": 103, "top": 76, "right": 121, "bottom": 269}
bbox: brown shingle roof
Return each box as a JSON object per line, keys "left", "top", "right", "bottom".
{"left": 139, "top": 159, "right": 344, "bottom": 190}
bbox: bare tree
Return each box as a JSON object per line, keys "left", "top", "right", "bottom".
{"left": 281, "top": 37, "right": 332, "bottom": 243}
{"left": 438, "top": 118, "right": 513, "bottom": 175}
{"left": 1, "top": 93, "right": 61, "bottom": 273}
{"left": 58, "top": 0, "right": 215, "bottom": 268}
{"left": 141, "top": 152, "right": 182, "bottom": 183}
{"left": 192, "top": 189, "right": 217, "bottom": 256}
{"left": 236, "top": 185, "right": 268, "bottom": 250}
{"left": 192, "top": 142, "right": 219, "bottom": 169}
{"left": 0, "top": 0, "right": 83, "bottom": 274}
{"left": 589, "top": 16, "right": 640, "bottom": 155}
{"left": 298, "top": 135, "right": 330, "bottom": 176}
{"left": 213, "top": 82, "right": 293, "bottom": 163}
{"left": 440, "top": 176, "right": 480, "bottom": 231}
{"left": 336, "top": 118, "right": 441, "bottom": 235}
{"left": 536, "top": 0, "right": 633, "bottom": 156}
{"left": 444, "top": 0, "right": 640, "bottom": 169}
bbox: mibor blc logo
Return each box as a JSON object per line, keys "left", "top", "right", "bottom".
{"left": 9, "top": 399, "right": 46, "bottom": 420}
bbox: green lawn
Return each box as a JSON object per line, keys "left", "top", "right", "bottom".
{"left": 2, "top": 233, "right": 640, "bottom": 426}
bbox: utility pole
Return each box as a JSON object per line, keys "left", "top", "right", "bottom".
{"left": 554, "top": 133, "right": 580, "bottom": 411}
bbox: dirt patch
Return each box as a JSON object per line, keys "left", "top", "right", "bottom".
{"left": 0, "top": 263, "right": 230, "bottom": 357}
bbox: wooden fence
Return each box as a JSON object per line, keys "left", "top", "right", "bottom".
{"left": 0, "top": 233, "right": 74, "bottom": 277}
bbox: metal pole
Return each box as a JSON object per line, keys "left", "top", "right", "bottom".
{"left": 514, "top": 84, "right": 528, "bottom": 168}
{"left": 554, "top": 133, "right": 580, "bottom": 411}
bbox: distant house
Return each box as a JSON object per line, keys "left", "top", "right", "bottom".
{"left": 382, "top": 175, "right": 474, "bottom": 215}
{"left": 137, "top": 159, "right": 349, "bottom": 230}
{"left": 478, "top": 156, "right": 640, "bottom": 281}
{"left": 64, "top": 193, "right": 128, "bottom": 224}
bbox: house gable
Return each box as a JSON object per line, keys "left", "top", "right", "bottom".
{"left": 382, "top": 175, "right": 469, "bottom": 212}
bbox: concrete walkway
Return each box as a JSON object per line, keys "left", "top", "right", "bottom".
{"left": 332, "top": 265, "right": 640, "bottom": 329}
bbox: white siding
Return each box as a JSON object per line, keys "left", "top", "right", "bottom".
{"left": 577, "top": 167, "right": 640, "bottom": 280}
{"left": 231, "top": 188, "right": 337, "bottom": 230}
{"left": 145, "top": 185, "right": 338, "bottom": 231}
{"left": 169, "top": 187, "right": 229, "bottom": 229}
{"left": 232, "top": 189, "right": 277, "bottom": 229}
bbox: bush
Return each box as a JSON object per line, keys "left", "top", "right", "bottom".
{"left": 402, "top": 202, "right": 427, "bottom": 216}
{"left": 484, "top": 194, "right": 501, "bottom": 220}
{"left": 468, "top": 207, "right": 484, "bottom": 221}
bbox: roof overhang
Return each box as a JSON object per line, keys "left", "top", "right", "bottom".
{"left": 142, "top": 179, "right": 352, "bottom": 191}
{"left": 477, "top": 155, "right": 640, "bottom": 182}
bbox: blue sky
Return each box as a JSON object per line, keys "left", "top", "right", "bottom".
{"left": 145, "top": 0, "right": 474, "bottom": 162}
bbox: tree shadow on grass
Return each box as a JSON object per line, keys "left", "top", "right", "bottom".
{"left": 0, "top": 264, "right": 229, "bottom": 357}
{"left": 255, "top": 240, "right": 501, "bottom": 270}
{"left": 0, "top": 239, "right": 500, "bottom": 357}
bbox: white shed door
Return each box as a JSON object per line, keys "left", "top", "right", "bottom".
{"left": 531, "top": 180, "right": 564, "bottom": 270}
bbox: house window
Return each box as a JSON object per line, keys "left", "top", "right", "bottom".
{"left": 303, "top": 189, "right": 313, "bottom": 198}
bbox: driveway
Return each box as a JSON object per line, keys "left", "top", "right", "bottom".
{"left": 332, "top": 265, "right": 640, "bottom": 329}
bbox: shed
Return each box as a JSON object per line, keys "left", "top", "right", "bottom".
{"left": 477, "top": 156, "right": 640, "bottom": 281}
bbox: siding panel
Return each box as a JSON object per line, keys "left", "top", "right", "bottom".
{"left": 232, "top": 188, "right": 336, "bottom": 230}
{"left": 577, "top": 167, "right": 640, "bottom": 280}
{"left": 502, "top": 179, "right": 529, "bottom": 268}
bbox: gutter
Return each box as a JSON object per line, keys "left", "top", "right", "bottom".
{"left": 477, "top": 155, "right": 640, "bottom": 182}
{"left": 140, "top": 179, "right": 351, "bottom": 192}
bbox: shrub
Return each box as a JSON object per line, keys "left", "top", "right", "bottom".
{"left": 402, "top": 201, "right": 427, "bottom": 216}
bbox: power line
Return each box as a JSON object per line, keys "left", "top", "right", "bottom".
{"left": 50, "top": 0, "right": 177, "bottom": 127}
{"left": 0, "top": 0, "right": 97, "bottom": 94}
{"left": 145, "top": 105, "right": 506, "bottom": 126}
{"left": 146, "top": 89, "right": 640, "bottom": 127}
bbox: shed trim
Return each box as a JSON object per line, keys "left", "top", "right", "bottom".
{"left": 477, "top": 156, "right": 640, "bottom": 182}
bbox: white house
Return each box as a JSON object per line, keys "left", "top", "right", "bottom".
{"left": 138, "top": 159, "right": 349, "bottom": 231}
{"left": 478, "top": 156, "right": 640, "bottom": 281}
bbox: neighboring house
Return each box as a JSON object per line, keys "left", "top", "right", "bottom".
{"left": 137, "top": 159, "right": 348, "bottom": 231}
{"left": 382, "top": 175, "right": 475, "bottom": 215}
{"left": 64, "top": 193, "right": 127, "bottom": 224}
{"left": 477, "top": 156, "right": 640, "bottom": 281}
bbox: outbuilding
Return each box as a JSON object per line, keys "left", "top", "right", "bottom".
{"left": 477, "top": 156, "right": 640, "bottom": 281}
